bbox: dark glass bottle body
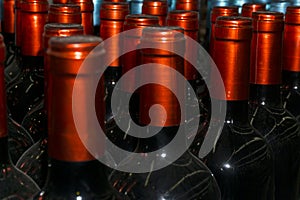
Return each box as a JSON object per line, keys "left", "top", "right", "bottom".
{"left": 205, "top": 100, "right": 274, "bottom": 200}
{"left": 249, "top": 84, "right": 300, "bottom": 200}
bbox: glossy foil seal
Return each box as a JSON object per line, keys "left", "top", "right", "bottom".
{"left": 250, "top": 11, "right": 284, "bottom": 85}
{"left": 3, "top": 0, "right": 15, "bottom": 34}
{"left": 48, "top": 4, "right": 82, "bottom": 24}
{"left": 142, "top": 0, "right": 168, "bottom": 26}
{"left": 100, "top": 1, "right": 129, "bottom": 67}
{"left": 21, "top": 0, "right": 49, "bottom": 56}
{"left": 241, "top": 3, "right": 266, "bottom": 17}
{"left": 139, "top": 26, "right": 185, "bottom": 127}
{"left": 47, "top": 35, "right": 105, "bottom": 162}
{"left": 167, "top": 10, "right": 199, "bottom": 80}
{"left": 283, "top": 6, "right": 300, "bottom": 72}
{"left": 0, "top": 35, "right": 6, "bottom": 138}
{"left": 211, "top": 16, "right": 252, "bottom": 100}
{"left": 122, "top": 14, "right": 159, "bottom": 92}
{"left": 69, "top": 0, "right": 94, "bottom": 35}
{"left": 15, "top": 0, "right": 22, "bottom": 47}
{"left": 175, "top": 0, "right": 199, "bottom": 11}
{"left": 209, "top": 6, "right": 239, "bottom": 55}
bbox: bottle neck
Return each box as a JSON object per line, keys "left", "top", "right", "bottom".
{"left": 249, "top": 84, "right": 282, "bottom": 108}
{"left": 0, "top": 137, "right": 10, "bottom": 164}
{"left": 282, "top": 70, "right": 300, "bottom": 90}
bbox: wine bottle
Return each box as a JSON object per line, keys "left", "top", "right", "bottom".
{"left": 6, "top": 0, "right": 48, "bottom": 126}
{"left": 209, "top": 6, "right": 239, "bottom": 55}
{"left": 16, "top": 23, "right": 84, "bottom": 188}
{"left": 204, "top": 16, "right": 275, "bottom": 200}
{"left": 34, "top": 35, "right": 126, "bottom": 199}
{"left": 0, "top": 33, "right": 40, "bottom": 200}
{"left": 282, "top": 6, "right": 300, "bottom": 121}
{"left": 248, "top": 11, "right": 300, "bottom": 200}
{"left": 142, "top": 0, "right": 168, "bottom": 26}
{"left": 241, "top": 3, "right": 266, "bottom": 17}
{"left": 68, "top": 0, "right": 94, "bottom": 35}
{"left": 105, "top": 14, "right": 160, "bottom": 164}
{"left": 48, "top": 4, "right": 82, "bottom": 24}
{"left": 166, "top": 10, "right": 208, "bottom": 155}
{"left": 99, "top": 1, "right": 129, "bottom": 122}
{"left": 109, "top": 26, "right": 221, "bottom": 199}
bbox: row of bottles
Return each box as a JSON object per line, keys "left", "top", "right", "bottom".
{"left": 0, "top": 0, "right": 299, "bottom": 199}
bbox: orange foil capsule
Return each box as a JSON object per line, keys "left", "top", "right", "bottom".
{"left": 48, "top": 4, "right": 82, "bottom": 24}
{"left": 175, "top": 0, "right": 199, "bottom": 11}
{"left": 142, "top": 0, "right": 168, "bottom": 26}
{"left": 211, "top": 16, "right": 252, "bottom": 100}
{"left": 241, "top": 3, "right": 266, "bottom": 17}
{"left": 47, "top": 35, "right": 104, "bottom": 161}
{"left": 122, "top": 14, "right": 159, "bottom": 92}
{"left": 100, "top": 1, "right": 129, "bottom": 67}
{"left": 250, "top": 11, "right": 284, "bottom": 85}
{"left": 167, "top": 10, "right": 199, "bottom": 81}
{"left": 139, "top": 26, "right": 185, "bottom": 127}
{"left": 53, "top": 0, "right": 68, "bottom": 3}
{"left": 69, "top": 0, "right": 94, "bottom": 35}
{"left": 283, "top": 6, "right": 300, "bottom": 72}
{"left": 21, "top": 0, "right": 49, "bottom": 56}
{"left": 209, "top": 6, "right": 239, "bottom": 55}
{"left": 0, "top": 35, "right": 6, "bottom": 138}
{"left": 3, "top": 0, "right": 15, "bottom": 34}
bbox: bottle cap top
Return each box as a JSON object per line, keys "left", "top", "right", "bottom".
{"left": 69, "top": 0, "right": 94, "bottom": 12}
{"left": 241, "top": 3, "right": 266, "bottom": 17}
{"left": 48, "top": 4, "right": 82, "bottom": 24}
{"left": 100, "top": 1, "right": 129, "bottom": 20}
{"left": 142, "top": 0, "right": 168, "bottom": 16}
{"left": 175, "top": 0, "right": 199, "bottom": 11}
{"left": 211, "top": 6, "right": 239, "bottom": 23}
{"left": 211, "top": 16, "right": 252, "bottom": 100}
{"left": 252, "top": 11, "right": 284, "bottom": 32}
{"left": 285, "top": 6, "right": 300, "bottom": 24}
{"left": 21, "top": 0, "right": 48, "bottom": 12}
{"left": 167, "top": 10, "right": 199, "bottom": 31}
{"left": 43, "top": 23, "right": 84, "bottom": 50}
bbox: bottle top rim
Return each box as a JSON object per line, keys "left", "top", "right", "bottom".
{"left": 124, "top": 14, "right": 160, "bottom": 28}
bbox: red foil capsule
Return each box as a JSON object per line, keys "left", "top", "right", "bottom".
{"left": 0, "top": 35, "right": 6, "bottom": 138}
{"left": 175, "top": 0, "right": 199, "bottom": 11}
{"left": 142, "top": 0, "right": 168, "bottom": 26}
{"left": 68, "top": 0, "right": 94, "bottom": 35}
{"left": 211, "top": 16, "right": 252, "bottom": 100}
{"left": 47, "top": 35, "right": 104, "bottom": 162}
{"left": 250, "top": 11, "right": 284, "bottom": 85}
{"left": 283, "top": 6, "right": 300, "bottom": 72}
{"left": 167, "top": 10, "right": 199, "bottom": 80}
{"left": 21, "top": 0, "right": 49, "bottom": 56}
{"left": 3, "top": 0, "right": 15, "bottom": 34}
{"left": 209, "top": 6, "right": 239, "bottom": 55}
{"left": 53, "top": 0, "right": 68, "bottom": 3}
{"left": 241, "top": 3, "right": 266, "bottom": 17}
{"left": 139, "top": 26, "right": 185, "bottom": 127}
{"left": 100, "top": 1, "right": 129, "bottom": 67}
{"left": 15, "top": 0, "right": 22, "bottom": 47}
{"left": 48, "top": 4, "right": 82, "bottom": 24}
{"left": 122, "top": 14, "right": 160, "bottom": 92}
